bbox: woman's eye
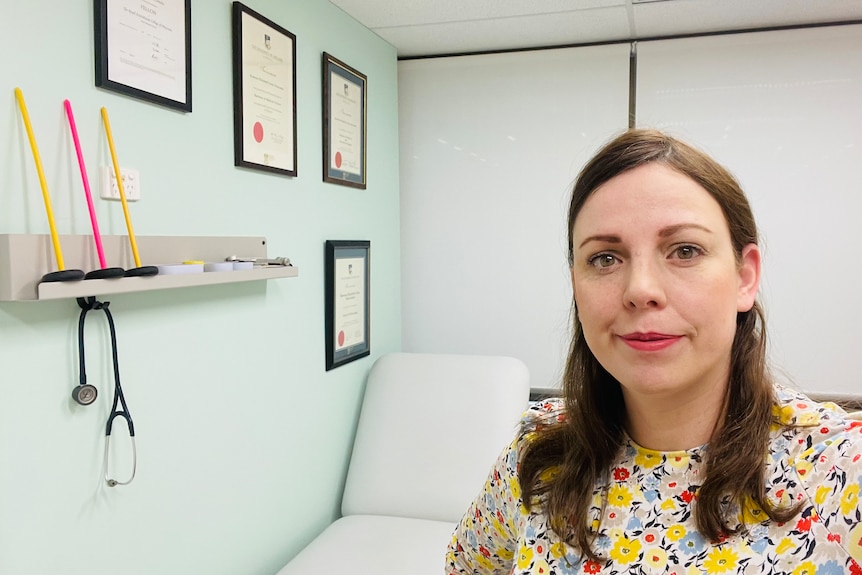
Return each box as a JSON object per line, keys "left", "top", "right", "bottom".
{"left": 673, "top": 245, "right": 702, "bottom": 260}
{"left": 589, "top": 254, "right": 618, "bottom": 268}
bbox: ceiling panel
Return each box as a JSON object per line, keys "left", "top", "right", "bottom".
{"left": 329, "top": 0, "right": 862, "bottom": 57}
{"left": 633, "top": 0, "right": 862, "bottom": 37}
{"left": 330, "top": 0, "right": 625, "bottom": 28}
{"left": 375, "top": 7, "right": 632, "bottom": 57}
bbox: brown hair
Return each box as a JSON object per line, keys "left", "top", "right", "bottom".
{"left": 519, "top": 129, "right": 801, "bottom": 560}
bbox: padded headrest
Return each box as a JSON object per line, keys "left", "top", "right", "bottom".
{"left": 341, "top": 352, "right": 530, "bottom": 523}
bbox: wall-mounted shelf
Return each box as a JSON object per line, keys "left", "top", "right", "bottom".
{"left": 0, "top": 234, "right": 298, "bottom": 301}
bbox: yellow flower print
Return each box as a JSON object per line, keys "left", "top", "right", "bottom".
{"left": 661, "top": 498, "right": 677, "bottom": 512}
{"left": 539, "top": 467, "right": 560, "bottom": 483}
{"left": 740, "top": 497, "right": 767, "bottom": 525}
{"left": 509, "top": 477, "right": 521, "bottom": 500}
{"left": 840, "top": 482, "right": 860, "bottom": 516}
{"left": 774, "top": 404, "right": 795, "bottom": 425}
{"left": 815, "top": 484, "right": 831, "bottom": 505}
{"left": 476, "top": 554, "right": 495, "bottom": 571}
{"left": 635, "top": 448, "right": 662, "bottom": 469}
{"left": 703, "top": 546, "right": 740, "bottom": 573}
{"left": 792, "top": 561, "right": 817, "bottom": 575}
{"left": 498, "top": 547, "right": 515, "bottom": 561}
{"left": 797, "top": 447, "right": 815, "bottom": 459}
{"left": 668, "top": 453, "right": 689, "bottom": 469}
{"left": 643, "top": 547, "right": 668, "bottom": 569}
{"left": 796, "top": 411, "right": 820, "bottom": 426}
{"left": 550, "top": 541, "right": 567, "bottom": 559}
{"left": 794, "top": 457, "right": 814, "bottom": 479}
{"left": 516, "top": 544, "right": 534, "bottom": 570}
{"left": 849, "top": 522, "right": 862, "bottom": 562}
{"left": 532, "top": 559, "right": 551, "bottom": 574}
{"left": 609, "top": 535, "right": 642, "bottom": 565}
{"left": 492, "top": 517, "right": 506, "bottom": 537}
{"left": 608, "top": 484, "right": 634, "bottom": 508}
{"left": 666, "top": 524, "right": 686, "bottom": 541}
{"left": 775, "top": 537, "right": 794, "bottom": 555}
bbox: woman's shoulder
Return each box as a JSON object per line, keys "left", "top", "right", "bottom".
{"left": 770, "top": 385, "right": 862, "bottom": 490}
{"left": 520, "top": 397, "right": 567, "bottom": 436}
{"left": 772, "top": 385, "right": 861, "bottom": 448}
{"left": 772, "top": 385, "right": 853, "bottom": 428}
{"left": 770, "top": 385, "right": 862, "bottom": 559}
{"left": 772, "top": 384, "right": 861, "bottom": 445}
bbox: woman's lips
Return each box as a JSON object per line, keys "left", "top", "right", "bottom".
{"left": 619, "top": 332, "right": 682, "bottom": 351}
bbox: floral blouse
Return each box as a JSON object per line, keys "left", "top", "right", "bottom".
{"left": 446, "top": 387, "right": 862, "bottom": 574}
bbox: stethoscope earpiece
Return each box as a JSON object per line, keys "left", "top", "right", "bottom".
{"left": 72, "top": 384, "right": 98, "bottom": 406}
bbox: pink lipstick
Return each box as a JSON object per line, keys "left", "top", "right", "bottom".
{"left": 620, "top": 332, "right": 681, "bottom": 351}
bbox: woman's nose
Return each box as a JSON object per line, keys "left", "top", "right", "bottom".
{"left": 623, "top": 259, "right": 667, "bottom": 309}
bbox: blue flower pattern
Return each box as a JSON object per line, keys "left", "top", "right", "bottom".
{"left": 446, "top": 388, "right": 862, "bottom": 574}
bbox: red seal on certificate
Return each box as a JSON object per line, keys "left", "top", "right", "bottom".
{"left": 253, "top": 121, "right": 264, "bottom": 143}
{"left": 338, "top": 330, "right": 345, "bottom": 347}
{"left": 335, "top": 151, "right": 342, "bottom": 168}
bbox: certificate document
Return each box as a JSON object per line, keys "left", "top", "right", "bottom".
{"left": 237, "top": 10, "right": 296, "bottom": 173}
{"left": 324, "top": 240, "right": 370, "bottom": 370}
{"left": 106, "top": 0, "right": 187, "bottom": 104}
{"left": 333, "top": 256, "right": 366, "bottom": 351}
{"left": 323, "top": 53, "right": 366, "bottom": 188}
{"left": 329, "top": 72, "right": 363, "bottom": 176}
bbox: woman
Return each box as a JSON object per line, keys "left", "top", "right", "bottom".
{"left": 446, "top": 129, "right": 862, "bottom": 574}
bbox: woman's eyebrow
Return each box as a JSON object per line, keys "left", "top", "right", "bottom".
{"left": 578, "top": 224, "right": 713, "bottom": 249}
{"left": 658, "top": 223, "right": 713, "bottom": 238}
{"left": 578, "top": 234, "right": 621, "bottom": 249}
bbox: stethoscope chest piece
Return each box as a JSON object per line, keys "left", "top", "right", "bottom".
{"left": 72, "top": 383, "right": 98, "bottom": 406}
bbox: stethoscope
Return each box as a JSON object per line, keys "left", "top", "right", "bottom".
{"left": 73, "top": 296, "right": 136, "bottom": 487}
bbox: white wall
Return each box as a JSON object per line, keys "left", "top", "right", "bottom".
{"left": 399, "top": 24, "right": 862, "bottom": 397}
{"left": 398, "top": 45, "right": 630, "bottom": 389}
{"left": 636, "top": 24, "right": 862, "bottom": 397}
{"left": 0, "top": 1, "right": 401, "bottom": 574}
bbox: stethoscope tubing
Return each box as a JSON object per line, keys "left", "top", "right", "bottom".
{"left": 76, "top": 297, "right": 136, "bottom": 487}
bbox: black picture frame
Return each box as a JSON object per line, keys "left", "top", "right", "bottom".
{"left": 324, "top": 240, "right": 370, "bottom": 370}
{"left": 94, "top": 0, "right": 192, "bottom": 112}
{"left": 322, "top": 52, "right": 367, "bottom": 188}
{"left": 231, "top": 2, "right": 298, "bottom": 177}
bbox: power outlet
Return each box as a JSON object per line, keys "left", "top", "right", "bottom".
{"left": 100, "top": 167, "right": 141, "bottom": 201}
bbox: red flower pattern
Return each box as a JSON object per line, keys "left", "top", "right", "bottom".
{"left": 445, "top": 389, "right": 862, "bottom": 574}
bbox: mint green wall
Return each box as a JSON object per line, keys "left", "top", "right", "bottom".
{"left": 0, "top": 1, "right": 400, "bottom": 573}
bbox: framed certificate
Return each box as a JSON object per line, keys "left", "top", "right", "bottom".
{"left": 324, "top": 240, "right": 370, "bottom": 370}
{"left": 322, "top": 53, "right": 367, "bottom": 188}
{"left": 231, "top": 2, "right": 297, "bottom": 176}
{"left": 94, "top": 0, "right": 192, "bottom": 112}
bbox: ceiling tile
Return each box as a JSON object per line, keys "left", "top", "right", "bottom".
{"left": 330, "top": 0, "right": 625, "bottom": 28}
{"left": 633, "top": 0, "right": 862, "bottom": 37}
{"left": 377, "top": 7, "right": 632, "bottom": 57}
{"left": 330, "top": 0, "right": 862, "bottom": 57}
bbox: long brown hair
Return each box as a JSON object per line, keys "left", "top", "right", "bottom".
{"left": 519, "top": 129, "right": 801, "bottom": 560}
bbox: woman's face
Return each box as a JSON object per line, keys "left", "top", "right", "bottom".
{"left": 570, "top": 162, "right": 760, "bottom": 403}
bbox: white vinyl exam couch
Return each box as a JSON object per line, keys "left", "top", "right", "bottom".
{"left": 275, "top": 352, "right": 531, "bottom": 575}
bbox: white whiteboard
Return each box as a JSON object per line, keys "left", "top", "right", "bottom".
{"left": 635, "top": 25, "right": 862, "bottom": 397}
{"left": 398, "top": 45, "right": 631, "bottom": 389}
